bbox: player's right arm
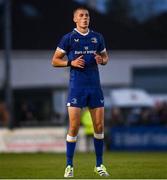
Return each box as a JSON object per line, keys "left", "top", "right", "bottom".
{"left": 52, "top": 34, "right": 85, "bottom": 68}
{"left": 52, "top": 49, "right": 85, "bottom": 68}
{"left": 51, "top": 49, "right": 68, "bottom": 67}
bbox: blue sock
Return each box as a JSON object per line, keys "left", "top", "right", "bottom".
{"left": 94, "top": 137, "right": 103, "bottom": 167}
{"left": 66, "top": 141, "right": 76, "bottom": 167}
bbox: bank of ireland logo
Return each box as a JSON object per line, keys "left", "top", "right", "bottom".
{"left": 91, "top": 37, "right": 97, "bottom": 43}
{"left": 71, "top": 98, "right": 77, "bottom": 104}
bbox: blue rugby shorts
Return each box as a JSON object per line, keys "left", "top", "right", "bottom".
{"left": 66, "top": 87, "right": 104, "bottom": 108}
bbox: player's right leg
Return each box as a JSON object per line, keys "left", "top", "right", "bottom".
{"left": 64, "top": 107, "right": 81, "bottom": 178}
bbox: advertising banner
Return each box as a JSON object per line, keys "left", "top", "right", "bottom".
{"left": 0, "top": 128, "right": 86, "bottom": 152}
{"left": 110, "top": 126, "right": 167, "bottom": 150}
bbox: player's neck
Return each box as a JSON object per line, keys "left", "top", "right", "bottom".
{"left": 75, "top": 27, "right": 89, "bottom": 35}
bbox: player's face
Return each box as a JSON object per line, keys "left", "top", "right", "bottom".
{"left": 73, "top": 9, "right": 90, "bottom": 29}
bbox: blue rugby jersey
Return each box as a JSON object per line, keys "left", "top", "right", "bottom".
{"left": 57, "top": 28, "right": 106, "bottom": 88}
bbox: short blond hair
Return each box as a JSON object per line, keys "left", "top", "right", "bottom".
{"left": 73, "top": 7, "right": 89, "bottom": 16}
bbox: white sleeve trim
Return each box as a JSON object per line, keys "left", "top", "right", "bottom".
{"left": 100, "top": 48, "right": 106, "bottom": 53}
{"left": 56, "top": 47, "right": 66, "bottom": 54}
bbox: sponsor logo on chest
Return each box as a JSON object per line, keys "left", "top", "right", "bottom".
{"left": 73, "top": 37, "right": 97, "bottom": 55}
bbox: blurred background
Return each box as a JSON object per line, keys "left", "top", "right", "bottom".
{"left": 0, "top": 0, "right": 167, "bottom": 152}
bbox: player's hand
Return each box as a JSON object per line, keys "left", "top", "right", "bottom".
{"left": 94, "top": 52, "right": 103, "bottom": 65}
{"left": 71, "top": 55, "right": 85, "bottom": 68}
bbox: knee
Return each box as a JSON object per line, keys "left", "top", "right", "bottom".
{"left": 69, "top": 123, "right": 80, "bottom": 136}
{"left": 94, "top": 122, "right": 103, "bottom": 134}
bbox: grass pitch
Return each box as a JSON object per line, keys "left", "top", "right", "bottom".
{"left": 0, "top": 152, "right": 167, "bottom": 179}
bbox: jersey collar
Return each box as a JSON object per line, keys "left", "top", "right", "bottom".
{"left": 74, "top": 28, "right": 90, "bottom": 36}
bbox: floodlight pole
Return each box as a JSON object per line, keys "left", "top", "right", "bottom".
{"left": 4, "top": 0, "right": 14, "bottom": 129}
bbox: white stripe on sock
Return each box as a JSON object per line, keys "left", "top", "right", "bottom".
{"left": 94, "top": 133, "right": 104, "bottom": 139}
{"left": 66, "top": 134, "right": 77, "bottom": 142}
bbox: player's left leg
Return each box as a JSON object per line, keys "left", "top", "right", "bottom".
{"left": 89, "top": 107, "right": 109, "bottom": 176}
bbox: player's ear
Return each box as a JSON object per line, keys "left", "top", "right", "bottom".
{"left": 73, "top": 15, "right": 77, "bottom": 23}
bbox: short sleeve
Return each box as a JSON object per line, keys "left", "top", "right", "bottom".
{"left": 98, "top": 34, "right": 106, "bottom": 53}
{"left": 57, "top": 34, "right": 70, "bottom": 54}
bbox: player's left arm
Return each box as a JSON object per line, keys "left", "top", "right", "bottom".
{"left": 95, "top": 33, "right": 109, "bottom": 65}
{"left": 94, "top": 50, "right": 109, "bottom": 65}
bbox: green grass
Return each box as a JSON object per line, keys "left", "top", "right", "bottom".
{"left": 0, "top": 152, "right": 167, "bottom": 179}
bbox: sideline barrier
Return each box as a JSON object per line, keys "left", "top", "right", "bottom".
{"left": 0, "top": 127, "right": 86, "bottom": 152}
{"left": 110, "top": 126, "right": 167, "bottom": 150}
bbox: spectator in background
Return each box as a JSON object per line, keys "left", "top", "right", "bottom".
{"left": 159, "top": 101, "right": 167, "bottom": 125}
{"left": 149, "top": 101, "right": 162, "bottom": 126}
{"left": 0, "top": 100, "right": 9, "bottom": 127}
{"left": 110, "top": 107, "right": 124, "bottom": 126}
{"left": 19, "top": 100, "right": 36, "bottom": 122}
{"left": 140, "top": 108, "right": 152, "bottom": 126}
{"left": 126, "top": 108, "right": 141, "bottom": 126}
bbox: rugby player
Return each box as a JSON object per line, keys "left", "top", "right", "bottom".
{"left": 52, "top": 7, "right": 109, "bottom": 178}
